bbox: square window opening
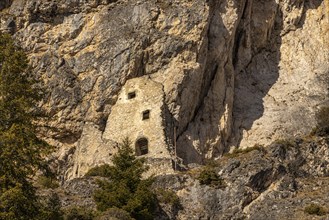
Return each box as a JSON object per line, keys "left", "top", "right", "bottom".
{"left": 142, "top": 110, "right": 150, "bottom": 120}
{"left": 128, "top": 91, "right": 136, "bottom": 99}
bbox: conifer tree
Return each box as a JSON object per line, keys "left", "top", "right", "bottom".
{"left": 93, "top": 138, "right": 157, "bottom": 220}
{"left": 0, "top": 33, "right": 49, "bottom": 219}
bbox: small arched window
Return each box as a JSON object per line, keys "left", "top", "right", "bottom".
{"left": 135, "top": 138, "right": 148, "bottom": 156}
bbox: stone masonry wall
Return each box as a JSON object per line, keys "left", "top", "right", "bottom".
{"left": 103, "top": 76, "right": 170, "bottom": 159}
{"left": 70, "top": 76, "right": 173, "bottom": 179}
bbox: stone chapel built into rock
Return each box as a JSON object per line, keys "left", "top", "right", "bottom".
{"left": 103, "top": 76, "right": 173, "bottom": 162}
{"left": 70, "top": 76, "right": 175, "bottom": 178}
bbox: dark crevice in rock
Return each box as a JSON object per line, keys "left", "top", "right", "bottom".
{"left": 248, "top": 168, "right": 273, "bottom": 192}
{"left": 0, "top": 0, "right": 12, "bottom": 11}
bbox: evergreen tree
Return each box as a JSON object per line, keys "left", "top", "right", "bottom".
{"left": 93, "top": 138, "right": 157, "bottom": 220}
{"left": 0, "top": 33, "right": 49, "bottom": 219}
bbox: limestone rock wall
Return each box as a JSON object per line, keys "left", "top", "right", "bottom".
{"left": 0, "top": 0, "right": 328, "bottom": 179}
{"left": 233, "top": 0, "right": 329, "bottom": 148}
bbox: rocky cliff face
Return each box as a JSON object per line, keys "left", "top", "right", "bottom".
{"left": 0, "top": 0, "right": 328, "bottom": 179}
{"left": 233, "top": 0, "right": 329, "bottom": 149}
{"left": 154, "top": 135, "right": 329, "bottom": 219}
{"left": 52, "top": 134, "right": 329, "bottom": 219}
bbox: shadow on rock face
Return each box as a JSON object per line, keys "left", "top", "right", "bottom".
{"left": 0, "top": 0, "right": 12, "bottom": 10}
{"left": 232, "top": 0, "right": 325, "bottom": 148}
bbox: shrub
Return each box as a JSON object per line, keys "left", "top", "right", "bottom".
{"left": 39, "top": 192, "right": 63, "bottom": 220}
{"left": 38, "top": 175, "right": 59, "bottom": 189}
{"left": 156, "top": 189, "right": 180, "bottom": 207}
{"left": 95, "top": 207, "right": 133, "bottom": 220}
{"left": 197, "top": 167, "right": 225, "bottom": 189}
{"left": 85, "top": 164, "right": 112, "bottom": 177}
{"left": 204, "top": 159, "right": 219, "bottom": 167}
{"left": 304, "top": 204, "right": 326, "bottom": 216}
{"left": 225, "top": 145, "right": 265, "bottom": 158}
{"left": 0, "top": 185, "right": 40, "bottom": 220}
{"left": 63, "top": 206, "right": 95, "bottom": 220}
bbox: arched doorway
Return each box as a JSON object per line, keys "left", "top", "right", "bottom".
{"left": 135, "top": 138, "right": 148, "bottom": 156}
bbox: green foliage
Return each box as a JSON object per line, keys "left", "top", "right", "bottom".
{"left": 203, "top": 158, "right": 219, "bottom": 167}
{"left": 37, "top": 175, "right": 59, "bottom": 189}
{"left": 39, "top": 192, "right": 63, "bottom": 220}
{"left": 63, "top": 206, "right": 95, "bottom": 220}
{"left": 225, "top": 145, "right": 265, "bottom": 158}
{"left": 0, "top": 33, "right": 50, "bottom": 219}
{"left": 95, "top": 207, "right": 133, "bottom": 220}
{"left": 85, "top": 164, "right": 112, "bottom": 177}
{"left": 156, "top": 189, "right": 180, "bottom": 207}
{"left": 197, "top": 167, "right": 225, "bottom": 189}
{"left": 93, "top": 138, "right": 157, "bottom": 220}
{"left": 304, "top": 204, "right": 326, "bottom": 216}
{"left": 0, "top": 184, "right": 40, "bottom": 220}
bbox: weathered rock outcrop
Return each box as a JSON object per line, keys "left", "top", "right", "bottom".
{"left": 54, "top": 135, "right": 329, "bottom": 219}
{"left": 163, "top": 136, "right": 329, "bottom": 219}
{"left": 233, "top": 0, "right": 329, "bottom": 149}
{"left": 0, "top": 0, "right": 328, "bottom": 179}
